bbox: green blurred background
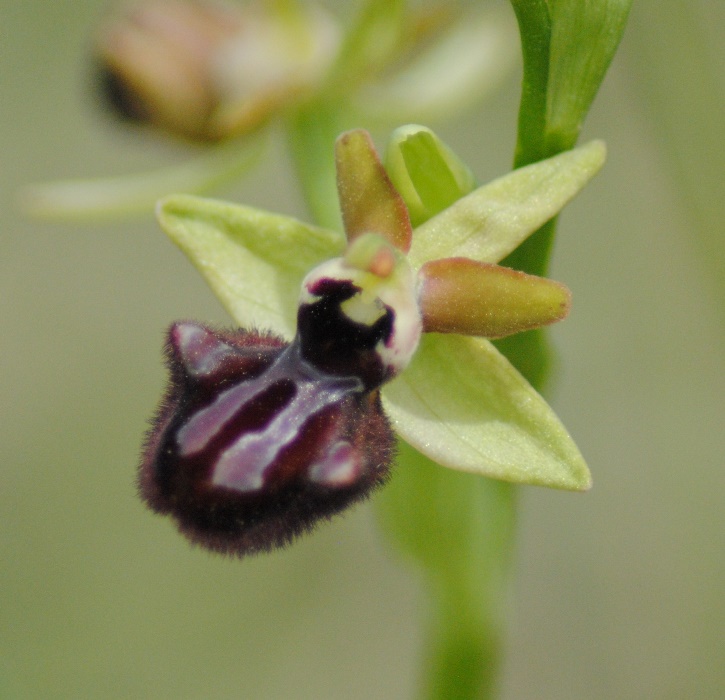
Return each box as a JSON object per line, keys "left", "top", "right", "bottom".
{"left": 2, "top": 1, "right": 723, "bottom": 698}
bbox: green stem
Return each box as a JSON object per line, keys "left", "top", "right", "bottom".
{"left": 422, "top": 587, "right": 505, "bottom": 700}
{"left": 509, "top": 0, "right": 551, "bottom": 168}
{"left": 378, "top": 441, "right": 517, "bottom": 700}
{"left": 421, "top": 490, "right": 517, "bottom": 700}
{"left": 502, "top": 2, "right": 557, "bottom": 385}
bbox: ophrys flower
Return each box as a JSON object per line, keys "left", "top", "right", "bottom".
{"left": 141, "top": 127, "right": 604, "bottom": 555}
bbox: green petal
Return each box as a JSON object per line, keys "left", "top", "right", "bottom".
{"left": 382, "top": 333, "right": 591, "bottom": 490}
{"left": 385, "top": 124, "right": 477, "bottom": 227}
{"left": 407, "top": 140, "right": 606, "bottom": 267}
{"left": 335, "top": 129, "right": 412, "bottom": 251}
{"left": 157, "top": 194, "right": 343, "bottom": 337}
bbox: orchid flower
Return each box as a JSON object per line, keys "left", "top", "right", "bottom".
{"left": 141, "top": 126, "right": 604, "bottom": 555}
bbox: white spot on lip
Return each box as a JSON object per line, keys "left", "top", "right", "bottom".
{"left": 308, "top": 441, "right": 360, "bottom": 487}
{"left": 175, "top": 323, "right": 234, "bottom": 378}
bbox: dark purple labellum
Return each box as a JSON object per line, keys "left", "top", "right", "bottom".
{"left": 140, "top": 321, "right": 395, "bottom": 556}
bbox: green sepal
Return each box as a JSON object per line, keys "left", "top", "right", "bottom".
{"left": 381, "top": 333, "right": 591, "bottom": 490}
{"left": 156, "top": 194, "right": 343, "bottom": 337}
{"left": 408, "top": 140, "right": 606, "bottom": 267}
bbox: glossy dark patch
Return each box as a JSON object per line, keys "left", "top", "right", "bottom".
{"left": 298, "top": 278, "right": 395, "bottom": 389}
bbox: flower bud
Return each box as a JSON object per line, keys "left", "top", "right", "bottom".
{"left": 96, "top": 0, "right": 340, "bottom": 141}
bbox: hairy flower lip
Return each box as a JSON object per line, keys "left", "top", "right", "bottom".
{"left": 140, "top": 321, "right": 396, "bottom": 556}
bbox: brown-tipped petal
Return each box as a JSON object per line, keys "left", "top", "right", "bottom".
{"left": 335, "top": 130, "right": 412, "bottom": 253}
{"left": 418, "top": 258, "right": 572, "bottom": 338}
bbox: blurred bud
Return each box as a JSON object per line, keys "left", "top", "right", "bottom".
{"left": 96, "top": 0, "right": 340, "bottom": 141}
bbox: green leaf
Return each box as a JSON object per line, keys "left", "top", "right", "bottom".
{"left": 382, "top": 333, "right": 591, "bottom": 490}
{"left": 509, "top": 0, "right": 632, "bottom": 163}
{"left": 407, "top": 140, "right": 606, "bottom": 268}
{"left": 505, "top": 0, "right": 629, "bottom": 284}
{"left": 546, "top": 0, "right": 633, "bottom": 153}
{"left": 156, "top": 194, "right": 343, "bottom": 337}
{"left": 385, "top": 124, "right": 477, "bottom": 227}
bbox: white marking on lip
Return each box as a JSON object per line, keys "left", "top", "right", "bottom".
{"left": 175, "top": 323, "right": 234, "bottom": 378}
{"left": 211, "top": 380, "right": 352, "bottom": 492}
{"left": 308, "top": 441, "right": 360, "bottom": 487}
{"left": 176, "top": 374, "right": 269, "bottom": 456}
